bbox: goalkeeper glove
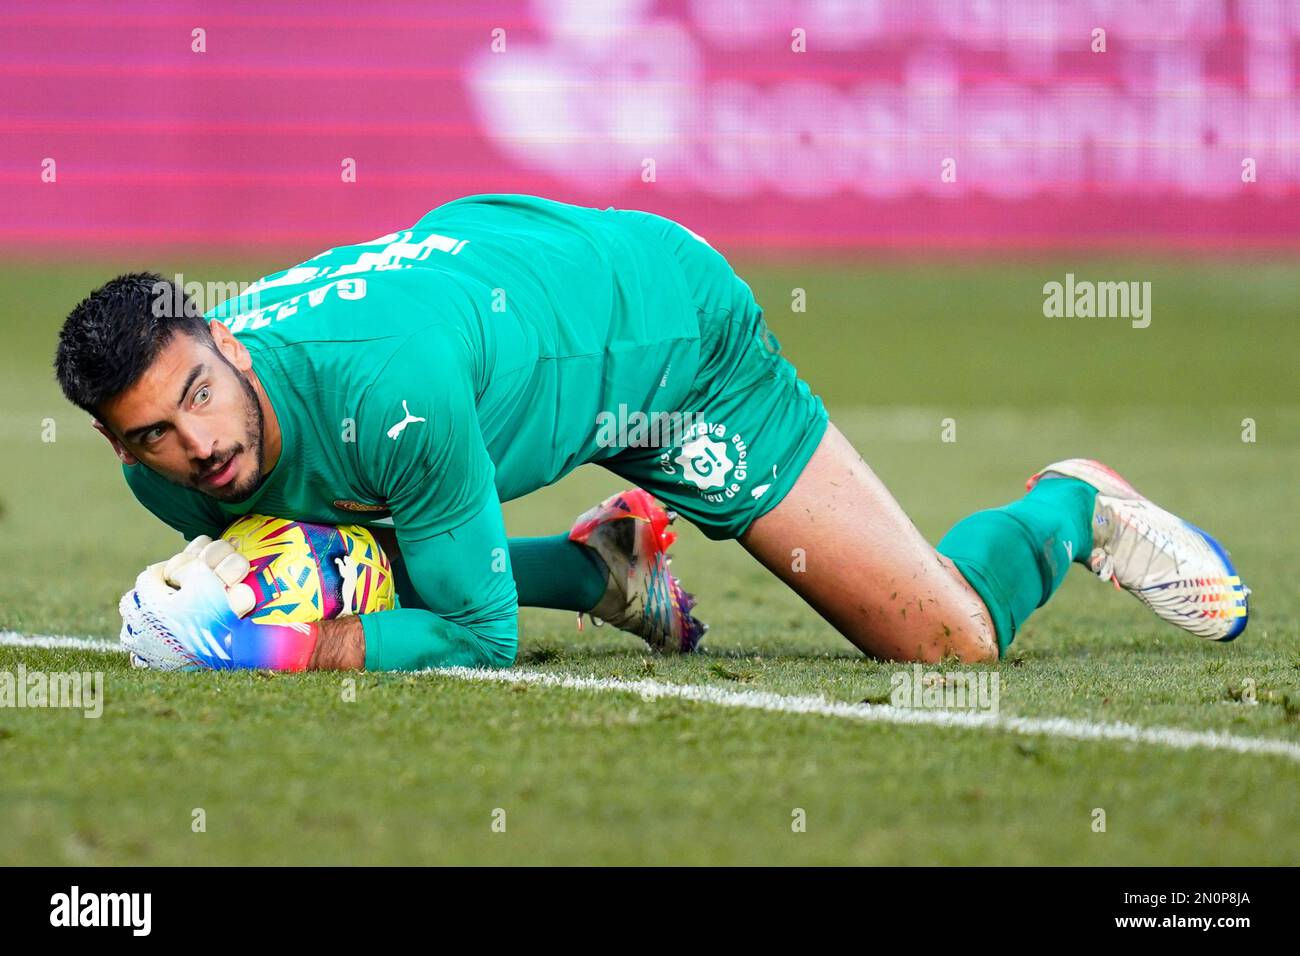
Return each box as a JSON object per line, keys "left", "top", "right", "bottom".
{"left": 119, "top": 536, "right": 319, "bottom": 671}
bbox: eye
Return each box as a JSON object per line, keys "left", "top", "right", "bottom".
{"left": 194, "top": 385, "right": 211, "bottom": 406}
{"left": 143, "top": 425, "right": 166, "bottom": 444}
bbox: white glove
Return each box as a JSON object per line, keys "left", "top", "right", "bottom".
{"left": 119, "top": 536, "right": 256, "bottom": 670}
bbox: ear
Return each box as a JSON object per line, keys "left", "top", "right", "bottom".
{"left": 93, "top": 418, "right": 138, "bottom": 465}
{"left": 209, "top": 319, "right": 252, "bottom": 372}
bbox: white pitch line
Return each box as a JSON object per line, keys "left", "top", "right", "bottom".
{"left": 3, "top": 631, "right": 1298, "bottom": 764}
{"left": 0, "top": 632, "right": 128, "bottom": 653}
{"left": 433, "top": 667, "right": 1300, "bottom": 765}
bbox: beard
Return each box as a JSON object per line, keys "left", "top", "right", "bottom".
{"left": 189, "top": 367, "right": 267, "bottom": 503}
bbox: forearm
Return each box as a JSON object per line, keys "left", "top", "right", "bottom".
{"left": 308, "top": 606, "right": 517, "bottom": 672}
{"left": 357, "top": 606, "right": 516, "bottom": 671}
{"left": 309, "top": 616, "right": 366, "bottom": 670}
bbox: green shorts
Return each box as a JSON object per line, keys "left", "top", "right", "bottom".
{"left": 600, "top": 210, "right": 830, "bottom": 541}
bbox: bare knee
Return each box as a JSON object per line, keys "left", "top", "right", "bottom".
{"left": 933, "top": 554, "right": 998, "bottom": 663}
{"left": 830, "top": 576, "right": 998, "bottom": 664}
{"left": 864, "top": 621, "right": 996, "bottom": 665}
{"left": 938, "top": 630, "right": 998, "bottom": 665}
{"left": 849, "top": 555, "right": 998, "bottom": 664}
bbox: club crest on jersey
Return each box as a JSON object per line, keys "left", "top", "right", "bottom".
{"left": 333, "top": 499, "right": 391, "bottom": 515}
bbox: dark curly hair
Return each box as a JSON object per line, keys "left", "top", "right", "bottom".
{"left": 54, "top": 272, "right": 214, "bottom": 418}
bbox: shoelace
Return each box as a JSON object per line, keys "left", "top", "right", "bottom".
{"left": 1095, "top": 504, "right": 1182, "bottom": 591}
{"left": 1090, "top": 550, "right": 1123, "bottom": 591}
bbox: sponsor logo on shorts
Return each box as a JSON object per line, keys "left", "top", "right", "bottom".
{"left": 659, "top": 420, "right": 751, "bottom": 502}
{"left": 675, "top": 434, "right": 732, "bottom": 490}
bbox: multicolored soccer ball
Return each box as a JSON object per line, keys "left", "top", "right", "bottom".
{"left": 220, "top": 515, "right": 396, "bottom": 624}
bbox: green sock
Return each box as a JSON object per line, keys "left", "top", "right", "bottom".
{"left": 509, "top": 534, "right": 609, "bottom": 612}
{"left": 937, "top": 476, "right": 1096, "bottom": 655}
{"left": 387, "top": 533, "right": 608, "bottom": 614}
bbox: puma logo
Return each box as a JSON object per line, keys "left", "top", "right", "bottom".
{"left": 386, "top": 400, "right": 426, "bottom": 440}
{"left": 335, "top": 554, "right": 359, "bottom": 615}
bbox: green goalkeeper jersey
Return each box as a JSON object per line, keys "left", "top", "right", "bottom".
{"left": 123, "top": 194, "right": 706, "bottom": 669}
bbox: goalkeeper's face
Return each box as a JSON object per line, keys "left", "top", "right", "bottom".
{"left": 97, "top": 323, "right": 269, "bottom": 503}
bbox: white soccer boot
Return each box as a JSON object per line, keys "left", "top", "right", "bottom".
{"left": 1027, "top": 459, "right": 1249, "bottom": 641}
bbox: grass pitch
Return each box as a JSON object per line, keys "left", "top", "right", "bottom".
{"left": 1, "top": 257, "right": 1297, "bottom": 865}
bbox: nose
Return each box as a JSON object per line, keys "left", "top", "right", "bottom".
{"left": 176, "top": 420, "right": 218, "bottom": 462}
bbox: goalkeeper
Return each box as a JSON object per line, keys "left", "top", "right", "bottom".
{"left": 54, "top": 194, "right": 1249, "bottom": 671}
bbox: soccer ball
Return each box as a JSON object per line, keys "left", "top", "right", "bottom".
{"left": 221, "top": 515, "right": 396, "bottom": 624}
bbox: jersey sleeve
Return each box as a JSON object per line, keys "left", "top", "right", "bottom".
{"left": 122, "top": 462, "right": 227, "bottom": 541}
{"left": 353, "top": 325, "right": 493, "bottom": 541}
{"left": 353, "top": 326, "right": 518, "bottom": 670}
{"left": 359, "top": 482, "right": 518, "bottom": 670}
